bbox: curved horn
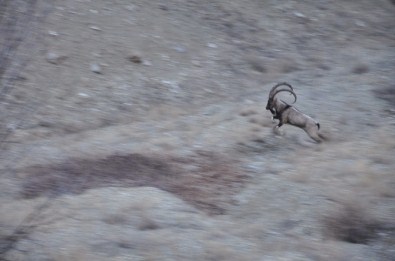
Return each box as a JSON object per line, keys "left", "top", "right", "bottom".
{"left": 272, "top": 89, "right": 297, "bottom": 104}
{"left": 269, "top": 82, "right": 294, "bottom": 97}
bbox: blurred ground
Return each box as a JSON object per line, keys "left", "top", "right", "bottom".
{"left": 1, "top": 0, "right": 395, "bottom": 260}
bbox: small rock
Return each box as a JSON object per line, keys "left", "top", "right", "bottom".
{"left": 78, "top": 92, "right": 90, "bottom": 97}
{"left": 159, "top": 5, "right": 168, "bottom": 11}
{"left": 160, "top": 54, "right": 170, "bottom": 61}
{"left": 355, "top": 20, "right": 366, "bottom": 27}
{"left": 90, "top": 63, "right": 102, "bottom": 74}
{"left": 89, "top": 26, "right": 102, "bottom": 31}
{"left": 16, "top": 74, "right": 28, "bottom": 81}
{"left": 207, "top": 43, "right": 218, "bottom": 48}
{"left": 161, "top": 80, "right": 180, "bottom": 93}
{"left": 46, "top": 52, "right": 67, "bottom": 65}
{"left": 384, "top": 108, "right": 395, "bottom": 115}
{"left": 6, "top": 123, "right": 17, "bottom": 131}
{"left": 48, "top": 31, "right": 59, "bottom": 36}
{"left": 128, "top": 55, "right": 142, "bottom": 64}
{"left": 38, "top": 121, "right": 53, "bottom": 128}
{"left": 142, "top": 60, "right": 152, "bottom": 66}
{"left": 248, "top": 57, "right": 267, "bottom": 73}
{"left": 191, "top": 60, "right": 202, "bottom": 67}
{"left": 352, "top": 64, "right": 369, "bottom": 74}
{"left": 293, "top": 11, "right": 306, "bottom": 18}
{"left": 173, "top": 45, "right": 186, "bottom": 53}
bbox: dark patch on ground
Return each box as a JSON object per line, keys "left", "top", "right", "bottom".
{"left": 19, "top": 151, "right": 248, "bottom": 215}
{"left": 373, "top": 85, "right": 395, "bottom": 107}
{"left": 0, "top": 0, "right": 39, "bottom": 97}
{"left": 322, "top": 204, "right": 393, "bottom": 245}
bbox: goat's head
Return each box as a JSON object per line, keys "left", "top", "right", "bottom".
{"left": 266, "top": 82, "right": 297, "bottom": 111}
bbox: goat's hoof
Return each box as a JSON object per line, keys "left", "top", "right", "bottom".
{"left": 273, "top": 128, "right": 283, "bottom": 136}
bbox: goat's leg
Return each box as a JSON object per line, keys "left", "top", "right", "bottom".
{"left": 273, "top": 122, "right": 284, "bottom": 136}
{"left": 318, "top": 132, "right": 328, "bottom": 141}
{"left": 304, "top": 128, "right": 322, "bottom": 143}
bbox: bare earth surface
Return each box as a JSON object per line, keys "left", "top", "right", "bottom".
{"left": 1, "top": 0, "right": 395, "bottom": 260}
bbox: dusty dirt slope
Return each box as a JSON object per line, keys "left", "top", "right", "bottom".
{"left": 1, "top": 0, "right": 395, "bottom": 260}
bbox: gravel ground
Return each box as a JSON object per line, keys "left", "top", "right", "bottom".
{"left": 1, "top": 0, "right": 395, "bottom": 260}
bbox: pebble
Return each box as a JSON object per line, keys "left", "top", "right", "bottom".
{"left": 48, "top": 31, "right": 59, "bottom": 36}
{"left": 355, "top": 20, "right": 366, "bottom": 27}
{"left": 90, "top": 63, "right": 102, "bottom": 74}
{"left": 191, "top": 60, "right": 202, "bottom": 67}
{"left": 46, "top": 52, "right": 67, "bottom": 65}
{"left": 207, "top": 43, "right": 218, "bottom": 48}
{"left": 173, "top": 45, "right": 186, "bottom": 53}
{"left": 78, "top": 92, "right": 90, "bottom": 97}
{"left": 89, "top": 26, "right": 102, "bottom": 31}
{"left": 6, "top": 123, "right": 17, "bottom": 131}
{"left": 293, "top": 11, "right": 306, "bottom": 18}
{"left": 128, "top": 55, "right": 142, "bottom": 64}
{"left": 142, "top": 60, "right": 152, "bottom": 66}
{"left": 161, "top": 80, "right": 180, "bottom": 93}
{"left": 159, "top": 5, "right": 169, "bottom": 11}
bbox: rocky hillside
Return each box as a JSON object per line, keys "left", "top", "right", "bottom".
{"left": 1, "top": 0, "right": 395, "bottom": 260}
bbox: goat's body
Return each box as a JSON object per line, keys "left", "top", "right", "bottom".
{"left": 266, "top": 82, "right": 325, "bottom": 143}
{"left": 270, "top": 98, "right": 324, "bottom": 143}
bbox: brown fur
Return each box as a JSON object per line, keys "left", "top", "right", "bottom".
{"left": 266, "top": 83, "right": 325, "bottom": 143}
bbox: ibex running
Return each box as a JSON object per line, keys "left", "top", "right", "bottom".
{"left": 266, "top": 82, "right": 325, "bottom": 143}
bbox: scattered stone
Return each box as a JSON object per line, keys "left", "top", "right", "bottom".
{"left": 46, "top": 52, "right": 67, "bottom": 65}
{"left": 293, "top": 11, "right": 306, "bottom": 18}
{"left": 159, "top": 4, "right": 169, "bottom": 11}
{"left": 352, "top": 64, "right": 369, "bottom": 74}
{"left": 173, "top": 45, "right": 186, "bottom": 53}
{"left": 16, "top": 74, "right": 28, "bottom": 81}
{"left": 89, "top": 26, "right": 102, "bottom": 31}
{"left": 48, "top": 31, "right": 59, "bottom": 36}
{"left": 6, "top": 123, "right": 17, "bottom": 131}
{"left": 128, "top": 55, "right": 142, "bottom": 64}
{"left": 160, "top": 54, "right": 170, "bottom": 61}
{"left": 78, "top": 92, "right": 90, "bottom": 98}
{"left": 247, "top": 57, "right": 267, "bottom": 73}
{"left": 161, "top": 80, "right": 180, "bottom": 93}
{"left": 207, "top": 43, "right": 218, "bottom": 48}
{"left": 38, "top": 121, "right": 53, "bottom": 128}
{"left": 90, "top": 63, "right": 102, "bottom": 74}
{"left": 142, "top": 60, "right": 152, "bottom": 66}
{"left": 384, "top": 108, "right": 395, "bottom": 115}
{"left": 191, "top": 60, "right": 201, "bottom": 67}
{"left": 355, "top": 20, "right": 366, "bottom": 27}
{"left": 318, "top": 64, "right": 331, "bottom": 71}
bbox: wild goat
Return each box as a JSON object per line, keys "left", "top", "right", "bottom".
{"left": 266, "top": 82, "right": 325, "bottom": 143}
